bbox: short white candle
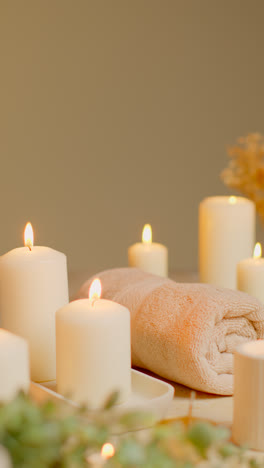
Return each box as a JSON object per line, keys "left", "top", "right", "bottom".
{"left": 56, "top": 279, "right": 131, "bottom": 409}
{"left": 0, "top": 329, "right": 30, "bottom": 402}
{"left": 128, "top": 224, "right": 168, "bottom": 277}
{"left": 237, "top": 242, "right": 264, "bottom": 301}
{"left": 0, "top": 223, "right": 69, "bottom": 383}
{"left": 199, "top": 196, "right": 255, "bottom": 289}
{"left": 233, "top": 340, "right": 264, "bottom": 451}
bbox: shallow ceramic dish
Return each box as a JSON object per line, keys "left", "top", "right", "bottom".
{"left": 30, "top": 369, "right": 175, "bottom": 423}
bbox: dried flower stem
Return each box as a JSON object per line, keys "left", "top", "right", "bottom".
{"left": 221, "top": 133, "right": 264, "bottom": 222}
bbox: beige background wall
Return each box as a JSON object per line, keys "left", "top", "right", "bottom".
{"left": 0, "top": 1, "right": 264, "bottom": 276}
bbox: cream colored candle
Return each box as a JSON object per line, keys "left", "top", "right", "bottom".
{"left": 0, "top": 329, "right": 30, "bottom": 402}
{"left": 128, "top": 224, "right": 168, "bottom": 277}
{"left": 0, "top": 223, "right": 69, "bottom": 383}
{"left": 233, "top": 340, "right": 264, "bottom": 451}
{"left": 56, "top": 279, "right": 131, "bottom": 409}
{"left": 199, "top": 196, "right": 255, "bottom": 289}
{"left": 0, "top": 447, "right": 12, "bottom": 468}
{"left": 237, "top": 243, "right": 264, "bottom": 302}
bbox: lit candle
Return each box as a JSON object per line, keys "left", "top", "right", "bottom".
{"left": 0, "top": 329, "right": 30, "bottom": 402}
{"left": 0, "top": 223, "right": 69, "bottom": 382}
{"left": 56, "top": 279, "right": 131, "bottom": 409}
{"left": 199, "top": 196, "right": 255, "bottom": 289}
{"left": 233, "top": 340, "right": 264, "bottom": 451}
{"left": 237, "top": 242, "right": 264, "bottom": 301}
{"left": 88, "top": 443, "right": 115, "bottom": 467}
{"left": 128, "top": 224, "right": 168, "bottom": 277}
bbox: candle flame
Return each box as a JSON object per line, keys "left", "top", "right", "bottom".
{"left": 89, "top": 278, "right": 102, "bottom": 300}
{"left": 229, "top": 196, "right": 237, "bottom": 205}
{"left": 142, "top": 224, "right": 152, "bottom": 244}
{"left": 24, "top": 222, "right": 34, "bottom": 250}
{"left": 254, "top": 242, "right": 262, "bottom": 259}
{"left": 101, "top": 443, "right": 115, "bottom": 460}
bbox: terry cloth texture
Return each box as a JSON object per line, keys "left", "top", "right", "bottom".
{"left": 77, "top": 268, "right": 264, "bottom": 395}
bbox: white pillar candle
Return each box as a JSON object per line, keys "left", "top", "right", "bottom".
{"left": 56, "top": 279, "right": 131, "bottom": 409}
{"left": 0, "top": 447, "right": 12, "bottom": 468}
{"left": 237, "top": 243, "right": 264, "bottom": 302}
{"left": 0, "top": 223, "right": 69, "bottom": 383}
{"left": 0, "top": 329, "right": 30, "bottom": 402}
{"left": 128, "top": 224, "right": 168, "bottom": 277}
{"left": 233, "top": 340, "right": 264, "bottom": 451}
{"left": 199, "top": 196, "right": 255, "bottom": 289}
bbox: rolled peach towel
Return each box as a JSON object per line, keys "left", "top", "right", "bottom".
{"left": 77, "top": 268, "right": 264, "bottom": 395}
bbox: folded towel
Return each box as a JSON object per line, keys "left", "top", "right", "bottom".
{"left": 77, "top": 268, "right": 264, "bottom": 395}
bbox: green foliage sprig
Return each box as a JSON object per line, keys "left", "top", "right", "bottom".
{"left": 0, "top": 393, "right": 262, "bottom": 468}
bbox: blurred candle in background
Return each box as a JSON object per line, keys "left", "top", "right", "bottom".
{"left": 128, "top": 224, "right": 168, "bottom": 277}
{"left": 237, "top": 242, "right": 264, "bottom": 302}
{"left": 199, "top": 196, "right": 255, "bottom": 289}
{"left": 0, "top": 223, "right": 69, "bottom": 382}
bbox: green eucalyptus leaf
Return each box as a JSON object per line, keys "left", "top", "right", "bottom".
{"left": 0, "top": 392, "right": 257, "bottom": 467}
{"left": 219, "top": 442, "right": 239, "bottom": 458}
{"left": 187, "top": 423, "right": 217, "bottom": 457}
{"left": 119, "top": 411, "right": 155, "bottom": 429}
{"left": 116, "top": 439, "right": 146, "bottom": 466}
{"left": 103, "top": 392, "right": 119, "bottom": 410}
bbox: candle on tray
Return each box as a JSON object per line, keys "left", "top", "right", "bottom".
{"left": 128, "top": 224, "right": 168, "bottom": 277}
{"left": 237, "top": 243, "right": 264, "bottom": 302}
{"left": 199, "top": 196, "right": 255, "bottom": 289}
{"left": 0, "top": 329, "right": 30, "bottom": 402}
{"left": 56, "top": 278, "right": 131, "bottom": 409}
{"left": 233, "top": 340, "right": 264, "bottom": 451}
{"left": 0, "top": 223, "right": 69, "bottom": 383}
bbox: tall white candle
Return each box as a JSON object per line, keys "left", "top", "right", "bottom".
{"left": 128, "top": 224, "right": 168, "bottom": 277}
{"left": 237, "top": 243, "right": 264, "bottom": 302}
{"left": 233, "top": 340, "right": 264, "bottom": 451}
{"left": 199, "top": 196, "right": 255, "bottom": 289}
{"left": 0, "top": 223, "right": 69, "bottom": 383}
{"left": 56, "top": 279, "right": 131, "bottom": 409}
{"left": 0, "top": 329, "right": 30, "bottom": 402}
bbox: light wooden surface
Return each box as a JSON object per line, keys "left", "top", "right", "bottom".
{"left": 156, "top": 376, "right": 233, "bottom": 426}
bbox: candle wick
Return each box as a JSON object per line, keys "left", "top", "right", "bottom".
{"left": 91, "top": 296, "right": 99, "bottom": 307}
{"left": 27, "top": 245, "right": 32, "bottom": 252}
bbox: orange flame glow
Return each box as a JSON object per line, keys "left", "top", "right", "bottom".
{"left": 101, "top": 443, "right": 115, "bottom": 460}
{"left": 89, "top": 278, "right": 102, "bottom": 300}
{"left": 142, "top": 224, "right": 152, "bottom": 244}
{"left": 24, "top": 222, "right": 34, "bottom": 250}
{"left": 254, "top": 242, "right": 262, "bottom": 259}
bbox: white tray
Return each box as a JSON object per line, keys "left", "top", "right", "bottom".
{"left": 30, "top": 369, "right": 174, "bottom": 423}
